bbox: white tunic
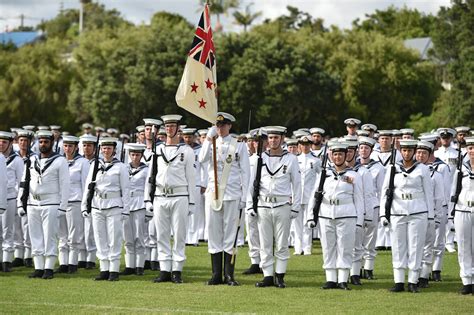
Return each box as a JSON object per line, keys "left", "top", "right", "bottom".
{"left": 450, "top": 162, "right": 474, "bottom": 214}
{"left": 297, "top": 152, "right": 321, "bottom": 205}
{"left": 0, "top": 154, "right": 7, "bottom": 211}
{"left": 5, "top": 151, "right": 24, "bottom": 199}
{"left": 128, "top": 162, "right": 148, "bottom": 211}
{"left": 67, "top": 154, "right": 90, "bottom": 202}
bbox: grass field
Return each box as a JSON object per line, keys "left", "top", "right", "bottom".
{"left": 0, "top": 242, "right": 472, "bottom": 314}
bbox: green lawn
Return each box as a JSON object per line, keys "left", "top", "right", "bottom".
{"left": 0, "top": 242, "right": 472, "bottom": 314}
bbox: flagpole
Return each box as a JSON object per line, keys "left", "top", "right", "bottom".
{"left": 212, "top": 136, "right": 219, "bottom": 201}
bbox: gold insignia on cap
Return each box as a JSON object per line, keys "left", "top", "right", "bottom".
{"left": 216, "top": 115, "right": 224, "bottom": 121}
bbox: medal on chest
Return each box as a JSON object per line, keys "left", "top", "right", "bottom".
{"left": 283, "top": 165, "right": 287, "bottom": 174}
{"left": 340, "top": 175, "right": 354, "bottom": 184}
{"left": 226, "top": 154, "right": 232, "bottom": 164}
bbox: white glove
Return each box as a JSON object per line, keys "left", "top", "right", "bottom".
{"left": 121, "top": 213, "right": 129, "bottom": 221}
{"left": 380, "top": 217, "right": 389, "bottom": 227}
{"left": 188, "top": 204, "right": 195, "bottom": 216}
{"left": 290, "top": 210, "right": 299, "bottom": 220}
{"left": 145, "top": 202, "right": 153, "bottom": 212}
{"left": 18, "top": 207, "right": 26, "bottom": 217}
{"left": 239, "top": 201, "right": 246, "bottom": 210}
{"left": 82, "top": 211, "right": 90, "bottom": 218}
{"left": 246, "top": 208, "right": 257, "bottom": 217}
{"left": 306, "top": 220, "right": 316, "bottom": 229}
{"left": 207, "top": 126, "right": 218, "bottom": 139}
{"left": 145, "top": 210, "right": 153, "bottom": 222}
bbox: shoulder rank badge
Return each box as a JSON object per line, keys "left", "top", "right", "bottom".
{"left": 235, "top": 152, "right": 239, "bottom": 162}
{"left": 310, "top": 162, "right": 313, "bottom": 169}
{"left": 283, "top": 165, "right": 287, "bottom": 174}
{"left": 180, "top": 153, "right": 184, "bottom": 162}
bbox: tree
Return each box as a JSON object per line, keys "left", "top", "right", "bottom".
{"left": 198, "top": 0, "right": 240, "bottom": 32}
{"left": 233, "top": 3, "right": 261, "bottom": 32}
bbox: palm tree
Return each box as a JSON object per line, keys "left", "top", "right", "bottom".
{"left": 198, "top": 0, "right": 240, "bottom": 32}
{"left": 233, "top": 3, "right": 261, "bottom": 32}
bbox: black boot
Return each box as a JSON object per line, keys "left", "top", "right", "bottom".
{"left": 223, "top": 252, "right": 239, "bottom": 286}
{"left": 432, "top": 270, "right": 442, "bottom": 282}
{"left": 11, "top": 258, "right": 24, "bottom": 267}
{"left": 120, "top": 267, "right": 136, "bottom": 276}
{"left": 94, "top": 271, "right": 110, "bottom": 281}
{"left": 153, "top": 271, "right": 172, "bottom": 283}
{"left": 55, "top": 264, "right": 69, "bottom": 274}
{"left": 68, "top": 264, "right": 78, "bottom": 274}
{"left": 108, "top": 272, "right": 119, "bottom": 281}
{"left": 460, "top": 284, "right": 472, "bottom": 295}
{"left": 207, "top": 252, "right": 223, "bottom": 285}
{"left": 42, "top": 269, "right": 54, "bottom": 279}
{"left": 350, "top": 275, "right": 362, "bottom": 285}
{"left": 136, "top": 267, "right": 144, "bottom": 276}
{"left": 390, "top": 283, "right": 405, "bottom": 292}
{"left": 275, "top": 273, "right": 286, "bottom": 288}
{"left": 85, "top": 261, "right": 96, "bottom": 269}
{"left": 337, "top": 282, "right": 351, "bottom": 290}
{"left": 77, "top": 261, "right": 87, "bottom": 268}
{"left": 24, "top": 258, "right": 33, "bottom": 267}
{"left": 2, "top": 262, "right": 12, "bottom": 272}
{"left": 29, "top": 269, "right": 44, "bottom": 278}
{"left": 364, "top": 269, "right": 374, "bottom": 280}
{"left": 418, "top": 277, "right": 429, "bottom": 288}
{"left": 151, "top": 261, "right": 160, "bottom": 271}
{"left": 321, "top": 281, "right": 338, "bottom": 289}
{"left": 242, "top": 263, "right": 262, "bottom": 275}
{"left": 407, "top": 282, "right": 419, "bottom": 293}
{"left": 144, "top": 260, "right": 151, "bottom": 270}
{"left": 255, "top": 276, "right": 274, "bottom": 287}
{"left": 171, "top": 271, "right": 183, "bottom": 284}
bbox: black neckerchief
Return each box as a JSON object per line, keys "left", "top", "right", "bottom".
{"left": 160, "top": 146, "right": 182, "bottom": 164}
{"left": 67, "top": 153, "right": 82, "bottom": 167}
{"left": 6, "top": 150, "right": 19, "bottom": 166}
{"left": 329, "top": 166, "right": 350, "bottom": 179}
{"left": 352, "top": 162, "right": 363, "bottom": 172}
{"left": 99, "top": 158, "right": 119, "bottom": 173}
{"left": 129, "top": 162, "right": 147, "bottom": 176}
{"left": 396, "top": 160, "right": 420, "bottom": 174}
{"left": 34, "top": 153, "right": 60, "bottom": 174}
{"left": 378, "top": 153, "right": 392, "bottom": 166}
{"left": 263, "top": 150, "right": 288, "bottom": 176}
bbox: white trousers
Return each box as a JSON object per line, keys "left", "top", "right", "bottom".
{"left": 92, "top": 207, "right": 123, "bottom": 272}
{"left": 207, "top": 200, "right": 240, "bottom": 255}
{"left": 420, "top": 220, "right": 436, "bottom": 278}
{"left": 245, "top": 211, "right": 260, "bottom": 264}
{"left": 2, "top": 199, "right": 16, "bottom": 262}
{"left": 83, "top": 215, "right": 96, "bottom": 262}
{"left": 362, "top": 210, "right": 379, "bottom": 270}
{"left": 376, "top": 220, "right": 391, "bottom": 247}
{"left": 351, "top": 225, "right": 365, "bottom": 275}
{"left": 390, "top": 213, "right": 427, "bottom": 283}
{"left": 186, "top": 187, "right": 202, "bottom": 245}
{"left": 58, "top": 212, "right": 68, "bottom": 264}
{"left": 454, "top": 211, "right": 473, "bottom": 285}
{"left": 197, "top": 192, "right": 206, "bottom": 240}
{"left": 290, "top": 204, "right": 313, "bottom": 254}
{"left": 154, "top": 196, "right": 188, "bottom": 272}
{"left": 123, "top": 209, "right": 146, "bottom": 268}
{"left": 433, "top": 215, "right": 447, "bottom": 271}
{"left": 28, "top": 205, "right": 59, "bottom": 269}
{"left": 14, "top": 213, "right": 31, "bottom": 259}
{"left": 67, "top": 202, "right": 85, "bottom": 265}
{"left": 257, "top": 205, "right": 291, "bottom": 276}
{"left": 445, "top": 218, "right": 456, "bottom": 248}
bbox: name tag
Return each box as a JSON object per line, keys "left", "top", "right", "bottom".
{"left": 340, "top": 175, "right": 354, "bottom": 184}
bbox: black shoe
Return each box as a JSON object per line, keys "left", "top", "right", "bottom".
{"left": 24, "top": 258, "right": 33, "bottom": 268}
{"left": 151, "top": 261, "right": 160, "bottom": 271}
{"left": 85, "top": 261, "right": 96, "bottom": 269}
{"left": 386, "top": 246, "right": 391, "bottom": 251}
{"left": 144, "top": 260, "right": 151, "bottom": 270}
{"left": 78, "top": 261, "right": 87, "bottom": 268}
{"left": 375, "top": 246, "right": 385, "bottom": 251}
{"left": 390, "top": 283, "right": 405, "bottom": 292}
{"left": 223, "top": 252, "right": 239, "bottom": 286}
{"left": 120, "top": 267, "right": 136, "bottom": 276}
{"left": 42, "top": 269, "right": 54, "bottom": 279}
{"left": 29, "top": 269, "right": 44, "bottom": 278}
{"left": 321, "top": 281, "right": 338, "bottom": 289}
{"left": 207, "top": 252, "right": 223, "bottom": 285}
{"left": 460, "top": 284, "right": 473, "bottom": 295}
{"left": 275, "top": 273, "right": 286, "bottom": 288}
{"left": 337, "top": 282, "right": 351, "bottom": 290}
{"left": 2, "top": 262, "right": 12, "bottom": 272}
{"left": 364, "top": 269, "right": 374, "bottom": 280}
{"left": 256, "top": 276, "right": 274, "bottom": 287}
{"left": 171, "top": 271, "right": 183, "bottom": 284}
{"left": 108, "top": 272, "right": 119, "bottom": 281}
{"left": 153, "top": 271, "right": 172, "bottom": 283}
{"left": 54, "top": 264, "right": 69, "bottom": 274}
{"left": 242, "top": 263, "right": 262, "bottom": 275}
{"left": 11, "top": 258, "right": 24, "bottom": 267}
{"left": 136, "top": 267, "right": 144, "bottom": 276}
{"left": 432, "top": 270, "right": 442, "bottom": 282}
{"left": 68, "top": 265, "right": 78, "bottom": 274}
{"left": 407, "top": 282, "right": 419, "bottom": 293}
{"left": 94, "top": 271, "right": 110, "bottom": 281}
{"left": 418, "top": 277, "right": 429, "bottom": 288}
{"left": 350, "top": 275, "right": 362, "bottom": 285}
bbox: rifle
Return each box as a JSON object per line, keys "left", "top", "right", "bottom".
{"left": 54, "top": 136, "right": 62, "bottom": 154}
{"left": 85, "top": 134, "right": 101, "bottom": 214}
{"left": 251, "top": 132, "right": 265, "bottom": 215}
{"left": 450, "top": 142, "right": 463, "bottom": 217}
{"left": 311, "top": 145, "right": 328, "bottom": 226}
{"left": 120, "top": 136, "right": 126, "bottom": 162}
{"left": 19, "top": 135, "right": 33, "bottom": 214}
{"left": 383, "top": 138, "right": 397, "bottom": 223}
{"left": 148, "top": 129, "right": 158, "bottom": 203}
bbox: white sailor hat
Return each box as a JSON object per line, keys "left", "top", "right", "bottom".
{"left": 136, "top": 125, "right": 145, "bottom": 133}
{"left": 119, "top": 133, "right": 130, "bottom": 140}
{"left": 465, "top": 137, "right": 474, "bottom": 146}
{"left": 143, "top": 118, "right": 163, "bottom": 126}
{"left": 418, "top": 133, "right": 439, "bottom": 143}
{"left": 99, "top": 137, "right": 118, "bottom": 146}
{"left": 455, "top": 126, "right": 470, "bottom": 134}
{"left": 95, "top": 126, "right": 105, "bottom": 132}
{"left": 22, "top": 125, "right": 35, "bottom": 131}
{"left": 399, "top": 139, "right": 418, "bottom": 148}
{"left": 107, "top": 128, "right": 119, "bottom": 134}
{"left": 80, "top": 134, "right": 97, "bottom": 144}
{"left": 125, "top": 143, "right": 146, "bottom": 152}
{"left": 158, "top": 127, "right": 166, "bottom": 135}
{"left": 361, "top": 123, "right": 377, "bottom": 132}
{"left": 377, "top": 130, "right": 392, "bottom": 136}
{"left": 50, "top": 125, "right": 61, "bottom": 131}
{"left": 343, "top": 135, "right": 358, "bottom": 148}
{"left": 37, "top": 130, "right": 54, "bottom": 139}
{"left": 400, "top": 128, "right": 415, "bottom": 135}
{"left": 297, "top": 128, "right": 310, "bottom": 133}
{"left": 249, "top": 128, "right": 267, "bottom": 139}
{"left": 344, "top": 118, "right": 361, "bottom": 126}
{"left": 356, "top": 130, "right": 370, "bottom": 137}
{"left": 62, "top": 131, "right": 70, "bottom": 136}
{"left": 161, "top": 115, "right": 182, "bottom": 124}
{"left": 37, "top": 126, "right": 49, "bottom": 131}
{"left": 181, "top": 128, "right": 197, "bottom": 136}
{"left": 264, "top": 126, "right": 287, "bottom": 135}
{"left": 309, "top": 127, "right": 325, "bottom": 135}
{"left": 0, "top": 131, "right": 15, "bottom": 140}
{"left": 10, "top": 128, "right": 21, "bottom": 134}
{"left": 358, "top": 136, "right": 377, "bottom": 147}
{"left": 179, "top": 125, "right": 188, "bottom": 130}
{"left": 286, "top": 138, "right": 298, "bottom": 146}
{"left": 437, "top": 128, "right": 456, "bottom": 138}
{"left": 245, "top": 133, "right": 255, "bottom": 141}
{"left": 62, "top": 135, "right": 80, "bottom": 144}
{"left": 298, "top": 135, "right": 313, "bottom": 145}
{"left": 416, "top": 140, "right": 434, "bottom": 152}
{"left": 216, "top": 112, "right": 235, "bottom": 123}
{"left": 392, "top": 129, "right": 402, "bottom": 137}
{"left": 82, "top": 123, "right": 93, "bottom": 129}
{"left": 17, "top": 129, "right": 34, "bottom": 138}
{"left": 326, "top": 138, "right": 339, "bottom": 147}
{"left": 198, "top": 129, "right": 208, "bottom": 136}
{"left": 293, "top": 129, "right": 310, "bottom": 138}
{"left": 329, "top": 140, "right": 349, "bottom": 152}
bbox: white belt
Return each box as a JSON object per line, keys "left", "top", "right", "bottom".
{"left": 457, "top": 200, "right": 474, "bottom": 208}
{"left": 322, "top": 196, "right": 352, "bottom": 206}
{"left": 259, "top": 195, "right": 289, "bottom": 203}
{"left": 156, "top": 186, "right": 188, "bottom": 196}
{"left": 130, "top": 190, "right": 144, "bottom": 197}
{"left": 394, "top": 191, "right": 424, "bottom": 201}
{"left": 95, "top": 190, "right": 122, "bottom": 199}
{"left": 31, "top": 192, "right": 58, "bottom": 201}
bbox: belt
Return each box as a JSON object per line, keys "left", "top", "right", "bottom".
{"left": 457, "top": 200, "right": 474, "bottom": 207}
{"left": 322, "top": 196, "right": 352, "bottom": 206}
{"left": 130, "top": 190, "right": 144, "bottom": 198}
{"left": 394, "top": 192, "right": 424, "bottom": 201}
{"left": 155, "top": 186, "right": 188, "bottom": 197}
{"left": 31, "top": 193, "right": 57, "bottom": 201}
{"left": 259, "top": 195, "right": 289, "bottom": 203}
{"left": 94, "top": 191, "right": 122, "bottom": 199}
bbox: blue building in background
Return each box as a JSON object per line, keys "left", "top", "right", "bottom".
{"left": 0, "top": 31, "right": 42, "bottom": 47}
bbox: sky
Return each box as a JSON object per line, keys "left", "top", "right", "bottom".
{"left": 0, "top": 0, "right": 452, "bottom": 32}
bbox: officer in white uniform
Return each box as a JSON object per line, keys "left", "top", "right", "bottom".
{"left": 0, "top": 131, "right": 24, "bottom": 272}
{"left": 309, "top": 128, "right": 326, "bottom": 158}
{"left": 307, "top": 140, "right": 364, "bottom": 290}
{"left": 145, "top": 115, "right": 195, "bottom": 284}
{"left": 450, "top": 136, "right": 474, "bottom": 295}
{"left": 17, "top": 130, "right": 70, "bottom": 279}
{"left": 344, "top": 118, "right": 361, "bottom": 136}
{"left": 199, "top": 113, "right": 250, "bottom": 286}
{"left": 247, "top": 126, "right": 301, "bottom": 288}
{"left": 0, "top": 150, "right": 7, "bottom": 269}
{"left": 197, "top": 129, "right": 209, "bottom": 241}
{"left": 81, "top": 137, "right": 131, "bottom": 281}
{"left": 121, "top": 143, "right": 149, "bottom": 276}
{"left": 380, "top": 139, "right": 433, "bottom": 293}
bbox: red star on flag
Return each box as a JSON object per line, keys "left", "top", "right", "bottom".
{"left": 198, "top": 98, "right": 207, "bottom": 108}
{"left": 190, "top": 82, "right": 198, "bottom": 93}
{"left": 205, "top": 78, "right": 213, "bottom": 89}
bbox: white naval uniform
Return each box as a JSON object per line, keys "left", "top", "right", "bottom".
{"left": 246, "top": 154, "right": 261, "bottom": 265}
{"left": 450, "top": 162, "right": 474, "bottom": 286}
{"left": 199, "top": 136, "right": 250, "bottom": 256}
{"left": 81, "top": 158, "right": 131, "bottom": 273}
{"left": 2, "top": 151, "right": 23, "bottom": 263}
{"left": 199, "top": 158, "right": 209, "bottom": 241}
{"left": 186, "top": 144, "right": 203, "bottom": 245}
{"left": 58, "top": 154, "right": 89, "bottom": 266}
{"left": 307, "top": 167, "right": 364, "bottom": 284}
{"left": 293, "top": 152, "right": 320, "bottom": 254}
{"left": 143, "top": 148, "right": 157, "bottom": 264}
{"left": 247, "top": 150, "right": 301, "bottom": 277}
{"left": 123, "top": 162, "right": 148, "bottom": 269}
{"left": 18, "top": 153, "right": 70, "bottom": 270}
{"left": 14, "top": 156, "right": 32, "bottom": 262}
{"left": 0, "top": 155, "right": 8, "bottom": 260}
{"left": 145, "top": 143, "right": 196, "bottom": 272}
{"left": 380, "top": 161, "right": 433, "bottom": 284}
{"left": 81, "top": 158, "right": 97, "bottom": 265}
